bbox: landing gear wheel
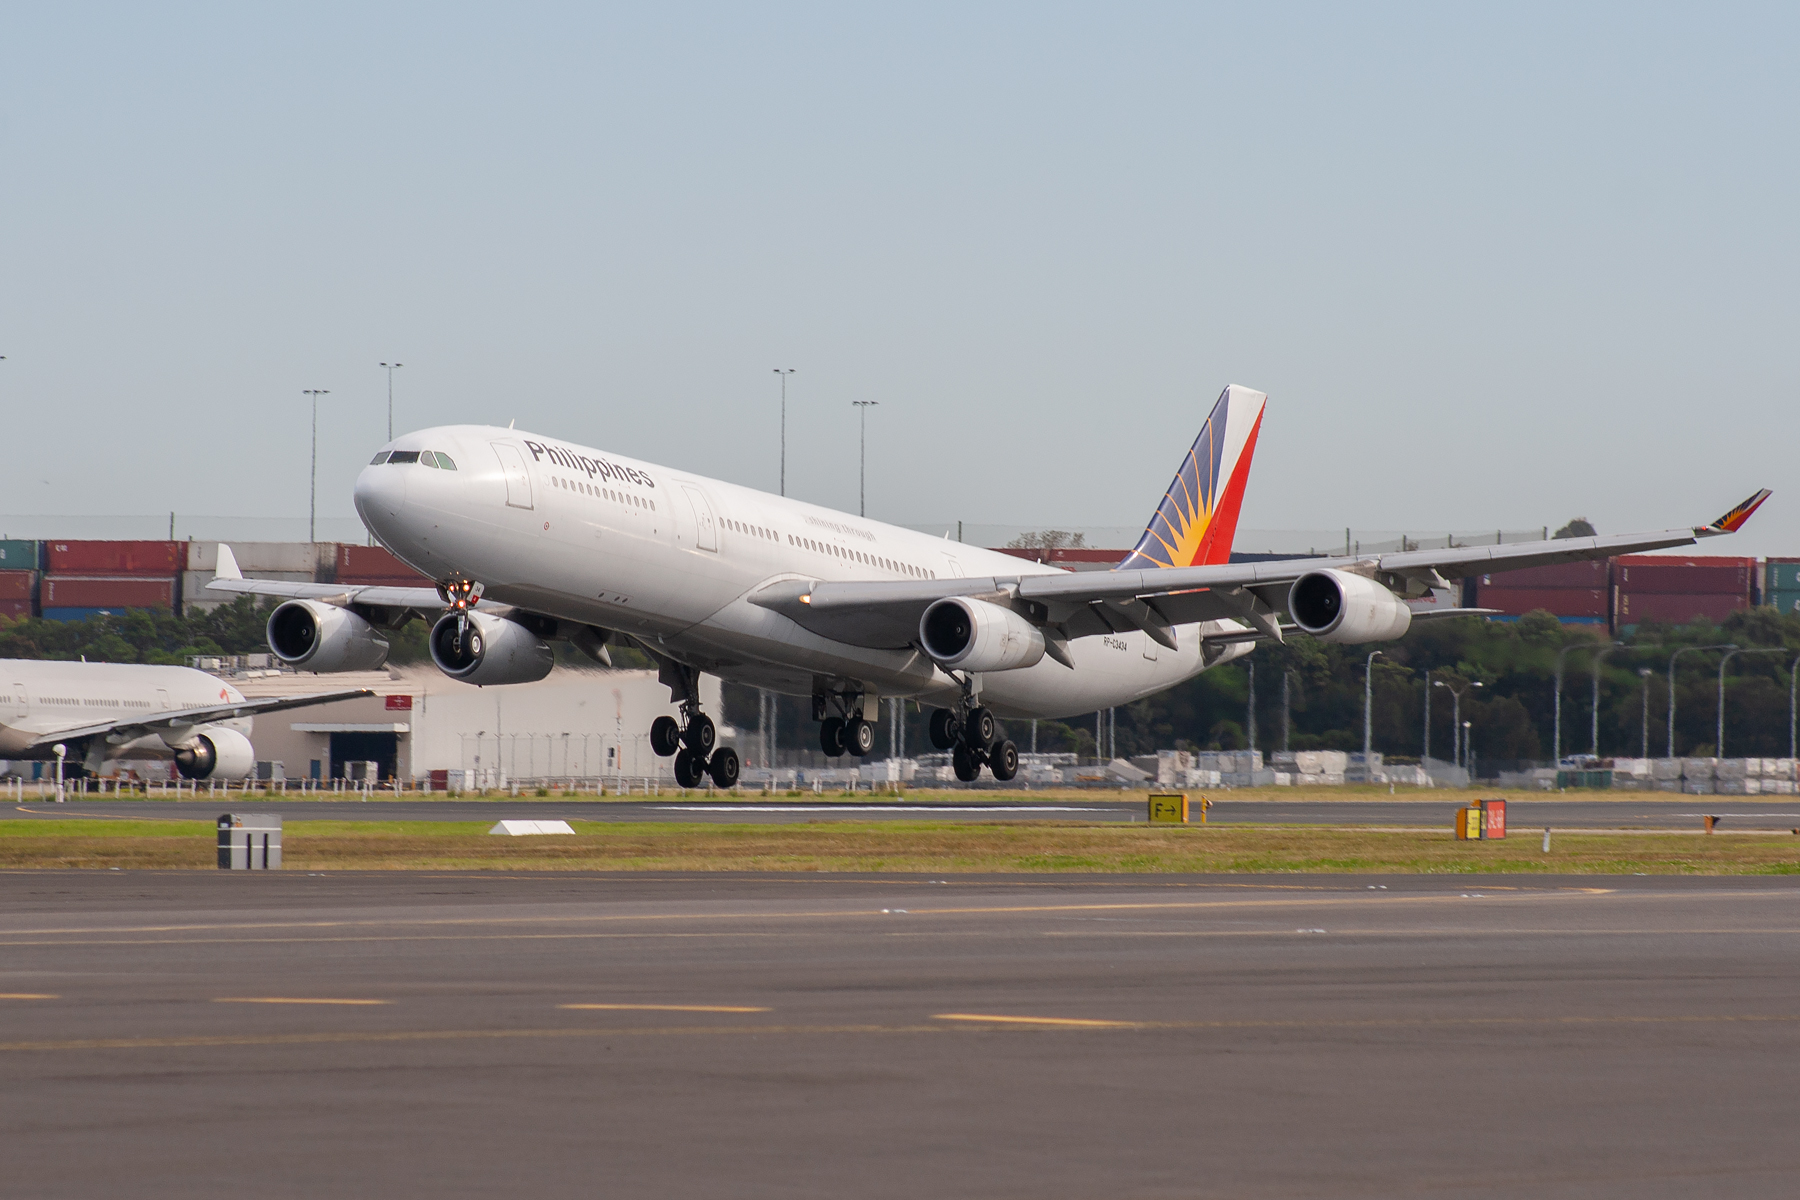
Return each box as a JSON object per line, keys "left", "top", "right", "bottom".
{"left": 819, "top": 717, "right": 847, "bottom": 757}
{"left": 952, "top": 744, "right": 982, "bottom": 782}
{"left": 707, "top": 747, "right": 740, "bottom": 788}
{"left": 965, "top": 706, "right": 996, "bottom": 750}
{"left": 673, "top": 749, "right": 706, "bottom": 788}
{"left": 989, "top": 739, "right": 1019, "bottom": 782}
{"left": 683, "top": 713, "right": 716, "bottom": 756}
{"left": 845, "top": 718, "right": 875, "bottom": 758}
{"left": 928, "top": 709, "right": 959, "bottom": 750}
{"left": 650, "top": 716, "right": 681, "bottom": 758}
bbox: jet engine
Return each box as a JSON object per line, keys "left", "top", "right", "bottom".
{"left": 172, "top": 727, "right": 256, "bottom": 781}
{"left": 429, "top": 610, "right": 555, "bottom": 685}
{"left": 1287, "top": 569, "right": 1413, "bottom": 643}
{"left": 919, "top": 596, "right": 1046, "bottom": 672}
{"left": 267, "top": 600, "right": 391, "bottom": 672}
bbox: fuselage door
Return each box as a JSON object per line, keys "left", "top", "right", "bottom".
{"left": 156, "top": 688, "right": 172, "bottom": 715}
{"left": 7, "top": 684, "right": 24, "bottom": 721}
{"left": 683, "top": 486, "right": 718, "bottom": 553}
{"left": 491, "top": 443, "right": 535, "bottom": 510}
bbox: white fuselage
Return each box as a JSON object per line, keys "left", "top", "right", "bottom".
{"left": 0, "top": 660, "right": 250, "bottom": 765}
{"left": 354, "top": 427, "right": 1245, "bottom": 719}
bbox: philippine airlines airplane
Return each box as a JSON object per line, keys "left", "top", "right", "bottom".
{"left": 209, "top": 386, "right": 1769, "bottom": 787}
{"left": 0, "top": 660, "right": 370, "bottom": 780}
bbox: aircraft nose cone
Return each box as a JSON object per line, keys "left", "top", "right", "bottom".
{"left": 353, "top": 461, "right": 406, "bottom": 543}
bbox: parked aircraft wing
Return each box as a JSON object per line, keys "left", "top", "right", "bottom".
{"left": 749, "top": 492, "right": 1768, "bottom": 652}
{"left": 24, "top": 689, "right": 376, "bottom": 750}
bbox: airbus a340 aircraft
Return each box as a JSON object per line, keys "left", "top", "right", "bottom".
{"left": 210, "top": 385, "right": 1768, "bottom": 787}
{"left": 0, "top": 659, "right": 370, "bottom": 780}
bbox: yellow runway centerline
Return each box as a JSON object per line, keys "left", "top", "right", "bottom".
{"left": 212, "top": 997, "right": 390, "bottom": 1006}
{"left": 934, "top": 1013, "right": 1143, "bottom": 1028}
{"left": 0, "top": 993, "right": 59, "bottom": 1000}
{"left": 559, "top": 1004, "right": 770, "bottom": 1013}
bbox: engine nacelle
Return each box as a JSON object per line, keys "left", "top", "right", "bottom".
{"left": 919, "top": 596, "right": 1046, "bottom": 672}
{"left": 173, "top": 728, "right": 256, "bottom": 781}
{"left": 430, "top": 610, "right": 555, "bottom": 685}
{"left": 1287, "top": 569, "right": 1413, "bottom": 643}
{"left": 267, "top": 600, "right": 391, "bottom": 672}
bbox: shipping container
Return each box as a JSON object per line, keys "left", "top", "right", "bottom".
{"left": 0, "top": 598, "right": 32, "bottom": 620}
{"left": 1766, "top": 559, "right": 1800, "bottom": 595}
{"left": 1474, "top": 586, "right": 1610, "bottom": 618}
{"left": 40, "top": 607, "right": 153, "bottom": 622}
{"left": 1613, "top": 555, "right": 1753, "bottom": 596}
{"left": 1477, "top": 558, "right": 1610, "bottom": 589}
{"left": 327, "top": 543, "right": 429, "bottom": 583}
{"left": 0, "top": 569, "right": 35, "bottom": 600}
{"left": 1767, "top": 589, "right": 1800, "bottom": 618}
{"left": 40, "top": 575, "right": 176, "bottom": 610}
{"left": 45, "top": 540, "right": 183, "bottom": 576}
{"left": 185, "top": 540, "right": 332, "bottom": 574}
{"left": 0, "top": 539, "right": 38, "bottom": 569}
{"left": 1616, "top": 591, "right": 1749, "bottom": 626}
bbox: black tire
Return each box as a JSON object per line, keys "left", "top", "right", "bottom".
{"left": 952, "top": 744, "right": 981, "bottom": 782}
{"left": 965, "top": 706, "right": 996, "bottom": 749}
{"left": 674, "top": 748, "right": 706, "bottom": 788}
{"left": 928, "top": 709, "right": 959, "bottom": 751}
{"left": 845, "top": 718, "right": 875, "bottom": 757}
{"left": 819, "top": 717, "right": 847, "bottom": 757}
{"left": 650, "top": 715, "right": 681, "bottom": 758}
{"left": 683, "top": 713, "right": 716, "bottom": 755}
{"left": 989, "top": 739, "right": 1019, "bottom": 782}
{"left": 707, "top": 747, "right": 741, "bottom": 788}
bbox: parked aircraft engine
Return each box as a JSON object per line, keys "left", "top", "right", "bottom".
{"left": 919, "top": 596, "right": 1047, "bottom": 672}
{"left": 172, "top": 727, "right": 256, "bottom": 781}
{"left": 267, "top": 600, "right": 391, "bottom": 672}
{"left": 429, "top": 610, "right": 555, "bottom": 685}
{"left": 1287, "top": 569, "right": 1412, "bottom": 643}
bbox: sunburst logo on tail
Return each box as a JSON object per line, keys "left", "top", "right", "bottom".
{"left": 1117, "top": 385, "right": 1267, "bottom": 571}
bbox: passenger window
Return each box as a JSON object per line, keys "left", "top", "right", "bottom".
{"left": 370, "top": 451, "right": 391, "bottom": 465}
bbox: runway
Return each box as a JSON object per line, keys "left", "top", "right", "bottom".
{"left": 6, "top": 871, "right": 1800, "bottom": 1197}
{"left": 7, "top": 796, "right": 1800, "bottom": 829}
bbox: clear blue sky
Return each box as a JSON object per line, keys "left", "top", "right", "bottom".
{"left": 3, "top": 4, "right": 1795, "bottom": 553}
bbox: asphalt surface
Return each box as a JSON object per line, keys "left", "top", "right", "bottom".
{"left": 7, "top": 872, "right": 1800, "bottom": 1197}
{"left": 10, "top": 796, "right": 1800, "bottom": 829}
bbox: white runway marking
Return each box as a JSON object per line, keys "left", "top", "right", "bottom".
{"left": 651, "top": 805, "right": 1113, "bottom": 814}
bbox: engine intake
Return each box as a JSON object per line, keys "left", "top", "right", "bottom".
{"left": 173, "top": 728, "right": 256, "bottom": 781}
{"left": 430, "top": 610, "right": 555, "bottom": 685}
{"left": 1288, "top": 569, "right": 1412, "bottom": 643}
{"left": 267, "top": 600, "right": 391, "bottom": 672}
{"left": 919, "top": 596, "right": 1046, "bottom": 672}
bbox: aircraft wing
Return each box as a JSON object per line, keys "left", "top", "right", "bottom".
{"left": 24, "top": 689, "right": 377, "bottom": 750}
{"left": 204, "top": 543, "right": 451, "bottom": 612}
{"left": 750, "top": 491, "right": 1770, "bottom": 652}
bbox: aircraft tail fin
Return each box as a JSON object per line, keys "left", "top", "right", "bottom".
{"left": 1116, "top": 385, "right": 1267, "bottom": 570}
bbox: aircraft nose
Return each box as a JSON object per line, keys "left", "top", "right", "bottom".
{"left": 353, "top": 460, "right": 407, "bottom": 542}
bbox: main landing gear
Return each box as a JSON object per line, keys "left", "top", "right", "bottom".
{"left": 927, "top": 679, "right": 1019, "bottom": 783}
{"left": 650, "top": 705, "right": 739, "bottom": 788}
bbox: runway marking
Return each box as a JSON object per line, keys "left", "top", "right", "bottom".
{"left": 0, "top": 993, "right": 59, "bottom": 1000}
{"left": 212, "top": 997, "right": 389, "bottom": 1006}
{"left": 934, "top": 1013, "right": 1141, "bottom": 1027}
{"left": 652, "top": 805, "right": 1112, "bottom": 813}
{"left": 559, "top": 1004, "right": 770, "bottom": 1013}
{"left": 5, "top": 1012, "right": 1800, "bottom": 1054}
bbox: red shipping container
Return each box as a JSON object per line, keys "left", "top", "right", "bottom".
{"left": 1616, "top": 591, "right": 1749, "bottom": 625}
{"left": 45, "top": 540, "right": 183, "bottom": 576}
{"left": 1477, "top": 586, "right": 1610, "bottom": 618}
{"left": 0, "top": 570, "right": 35, "bottom": 600}
{"left": 1478, "top": 559, "right": 1609, "bottom": 589}
{"left": 0, "top": 598, "right": 31, "bottom": 619}
{"left": 333, "top": 544, "right": 429, "bottom": 583}
{"left": 39, "top": 576, "right": 176, "bottom": 610}
{"left": 1613, "top": 555, "right": 1753, "bottom": 596}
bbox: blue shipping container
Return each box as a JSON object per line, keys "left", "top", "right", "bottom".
{"left": 0, "top": 539, "right": 37, "bottom": 568}
{"left": 39, "top": 606, "right": 153, "bottom": 622}
{"left": 1766, "top": 561, "right": 1800, "bottom": 594}
{"left": 1767, "top": 589, "right": 1800, "bottom": 618}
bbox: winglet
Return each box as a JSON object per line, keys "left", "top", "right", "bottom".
{"left": 214, "top": 543, "right": 243, "bottom": 581}
{"left": 1700, "top": 489, "right": 1771, "bottom": 536}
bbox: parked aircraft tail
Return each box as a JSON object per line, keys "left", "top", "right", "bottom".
{"left": 1116, "top": 384, "right": 1267, "bottom": 570}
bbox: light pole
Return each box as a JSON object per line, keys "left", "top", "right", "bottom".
{"left": 1791, "top": 653, "right": 1800, "bottom": 761}
{"left": 773, "top": 369, "right": 795, "bottom": 496}
{"left": 852, "top": 400, "right": 878, "bottom": 517}
{"left": 1434, "top": 678, "right": 1482, "bottom": 768}
{"left": 1362, "top": 650, "right": 1384, "bottom": 760}
{"left": 1462, "top": 720, "right": 1473, "bottom": 777}
{"left": 1282, "top": 670, "right": 1297, "bottom": 754}
{"left": 1552, "top": 642, "right": 1603, "bottom": 765}
{"left": 1638, "top": 668, "right": 1653, "bottom": 759}
{"left": 1668, "top": 644, "right": 1735, "bottom": 758}
{"left": 1718, "top": 648, "right": 1785, "bottom": 757}
{"left": 304, "top": 389, "right": 330, "bottom": 542}
{"left": 1246, "top": 661, "right": 1257, "bottom": 753}
{"left": 379, "top": 362, "right": 403, "bottom": 441}
{"left": 1590, "top": 643, "right": 1624, "bottom": 757}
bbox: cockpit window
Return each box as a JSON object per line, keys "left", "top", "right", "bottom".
{"left": 434, "top": 452, "right": 456, "bottom": 470}
{"left": 369, "top": 451, "right": 391, "bottom": 465}
{"left": 388, "top": 450, "right": 421, "bottom": 464}
{"left": 419, "top": 450, "right": 440, "bottom": 468}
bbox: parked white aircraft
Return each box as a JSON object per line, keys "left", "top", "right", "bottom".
{"left": 209, "top": 385, "right": 1768, "bottom": 787}
{"left": 0, "top": 659, "right": 370, "bottom": 779}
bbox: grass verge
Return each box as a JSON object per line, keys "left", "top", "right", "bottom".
{"left": 3, "top": 819, "right": 1800, "bottom": 874}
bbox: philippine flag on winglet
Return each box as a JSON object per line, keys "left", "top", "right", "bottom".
{"left": 1116, "top": 385, "right": 1267, "bottom": 571}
